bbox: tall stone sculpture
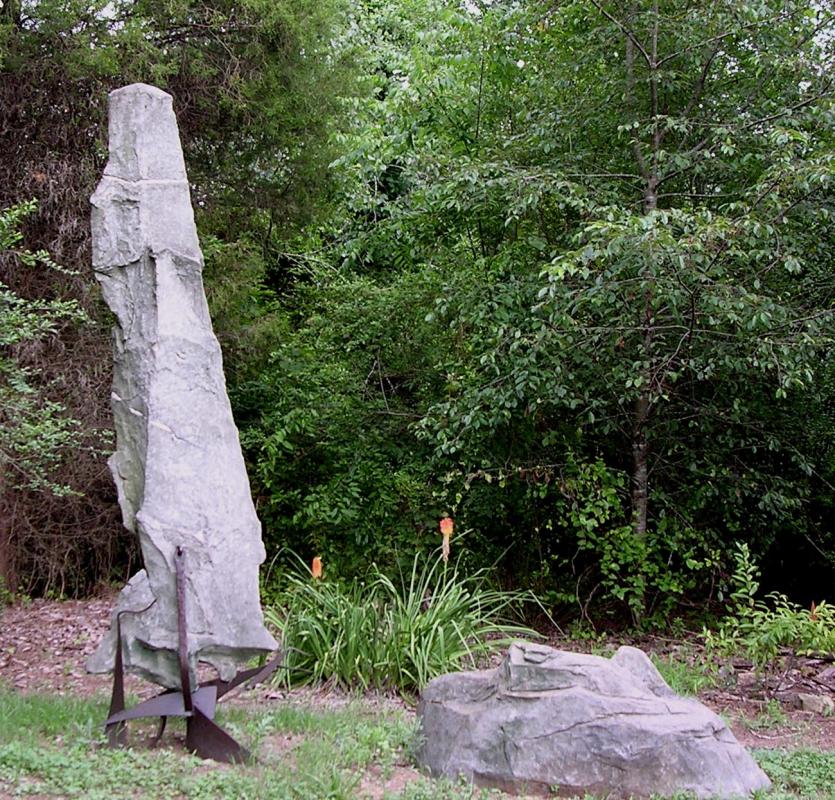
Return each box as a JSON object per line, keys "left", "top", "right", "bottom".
{"left": 87, "top": 84, "right": 277, "bottom": 689}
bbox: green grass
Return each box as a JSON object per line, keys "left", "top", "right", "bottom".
{"left": 0, "top": 689, "right": 419, "bottom": 799}
{"left": 0, "top": 691, "right": 108, "bottom": 743}
{"left": 1, "top": 688, "right": 834, "bottom": 799}
{"left": 650, "top": 650, "right": 720, "bottom": 696}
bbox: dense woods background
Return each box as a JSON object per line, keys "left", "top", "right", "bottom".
{"left": 1, "top": 0, "right": 833, "bottom": 625}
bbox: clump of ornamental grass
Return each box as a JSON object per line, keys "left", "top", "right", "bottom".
{"left": 264, "top": 552, "right": 538, "bottom": 694}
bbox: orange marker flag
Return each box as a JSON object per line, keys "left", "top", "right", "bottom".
{"left": 311, "top": 556, "right": 323, "bottom": 579}
{"left": 440, "top": 517, "right": 453, "bottom": 563}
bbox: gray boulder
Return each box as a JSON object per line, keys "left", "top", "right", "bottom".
{"left": 86, "top": 84, "right": 277, "bottom": 688}
{"left": 417, "top": 642, "right": 770, "bottom": 798}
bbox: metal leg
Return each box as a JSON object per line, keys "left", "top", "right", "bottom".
{"left": 187, "top": 707, "right": 251, "bottom": 763}
{"left": 173, "top": 546, "right": 194, "bottom": 713}
{"left": 150, "top": 716, "right": 167, "bottom": 747}
{"left": 104, "top": 546, "right": 282, "bottom": 763}
{"left": 105, "top": 614, "right": 127, "bottom": 747}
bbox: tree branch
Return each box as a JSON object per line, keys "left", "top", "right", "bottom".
{"left": 588, "top": 0, "right": 653, "bottom": 68}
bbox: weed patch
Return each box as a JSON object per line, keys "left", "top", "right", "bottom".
{"left": 706, "top": 544, "right": 835, "bottom": 670}
{"left": 740, "top": 700, "right": 791, "bottom": 733}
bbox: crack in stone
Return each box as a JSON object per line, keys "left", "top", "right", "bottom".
{"left": 520, "top": 708, "right": 691, "bottom": 741}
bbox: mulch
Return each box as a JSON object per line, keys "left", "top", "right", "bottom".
{"left": 0, "top": 596, "right": 147, "bottom": 699}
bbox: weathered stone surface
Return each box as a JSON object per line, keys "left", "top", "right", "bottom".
{"left": 417, "top": 642, "right": 771, "bottom": 799}
{"left": 86, "top": 84, "right": 277, "bottom": 688}
{"left": 797, "top": 692, "right": 835, "bottom": 715}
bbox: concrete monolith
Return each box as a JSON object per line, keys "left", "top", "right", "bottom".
{"left": 86, "top": 83, "right": 277, "bottom": 688}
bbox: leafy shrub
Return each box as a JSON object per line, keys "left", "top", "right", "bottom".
{"left": 0, "top": 201, "right": 87, "bottom": 495}
{"left": 706, "top": 543, "right": 835, "bottom": 668}
{"left": 237, "top": 268, "right": 447, "bottom": 577}
{"left": 0, "top": 198, "right": 125, "bottom": 597}
{"left": 265, "top": 553, "right": 538, "bottom": 692}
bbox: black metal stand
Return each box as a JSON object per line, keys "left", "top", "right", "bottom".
{"left": 104, "top": 546, "right": 282, "bottom": 763}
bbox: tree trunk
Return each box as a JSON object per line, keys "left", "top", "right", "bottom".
{"left": 1, "top": 1, "right": 23, "bottom": 27}
{"left": 624, "top": 1, "right": 660, "bottom": 542}
{"left": 0, "top": 489, "right": 17, "bottom": 597}
{"left": 631, "top": 394, "right": 650, "bottom": 537}
{"left": 631, "top": 177, "right": 657, "bottom": 539}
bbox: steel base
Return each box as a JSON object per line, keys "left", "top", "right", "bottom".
{"left": 104, "top": 547, "right": 281, "bottom": 763}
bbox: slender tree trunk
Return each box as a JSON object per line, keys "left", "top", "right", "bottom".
{"left": 631, "top": 378, "right": 651, "bottom": 537}
{"left": 626, "top": 1, "right": 660, "bottom": 543}
{"left": 0, "top": 0, "right": 22, "bottom": 27}
{"left": 0, "top": 488, "right": 17, "bottom": 596}
{"left": 631, "top": 180, "right": 657, "bottom": 539}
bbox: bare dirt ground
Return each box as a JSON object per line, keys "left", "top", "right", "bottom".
{"left": 3, "top": 596, "right": 835, "bottom": 758}
{"left": 707, "top": 691, "right": 835, "bottom": 750}
{"left": 0, "top": 596, "right": 148, "bottom": 699}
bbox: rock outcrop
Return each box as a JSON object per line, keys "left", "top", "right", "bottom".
{"left": 86, "top": 83, "right": 276, "bottom": 688}
{"left": 417, "top": 642, "right": 771, "bottom": 799}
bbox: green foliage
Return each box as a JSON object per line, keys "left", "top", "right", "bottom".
{"left": 706, "top": 543, "right": 835, "bottom": 668}
{"left": 0, "top": 201, "right": 86, "bottom": 494}
{"left": 237, "top": 264, "right": 448, "bottom": 574}
{"left": 650, "top": 651, "right": 719, "bottom": 697}
{"left": 1, "top": 0, "right": 352, "bottom": 229}
{"left": 265, "top": 553, "right": 538, "bottom": 692}
{"left": 3, "top": 0, "right": 835, "bottom": 614}
{"left": 278, "top": 0, "right": 835, "bottom": 616}
{"left": 753, "top": 749, "right": 835, "bottom": 799}
{"left": 1, "top": 0, "right": 360, "bottom": 595}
